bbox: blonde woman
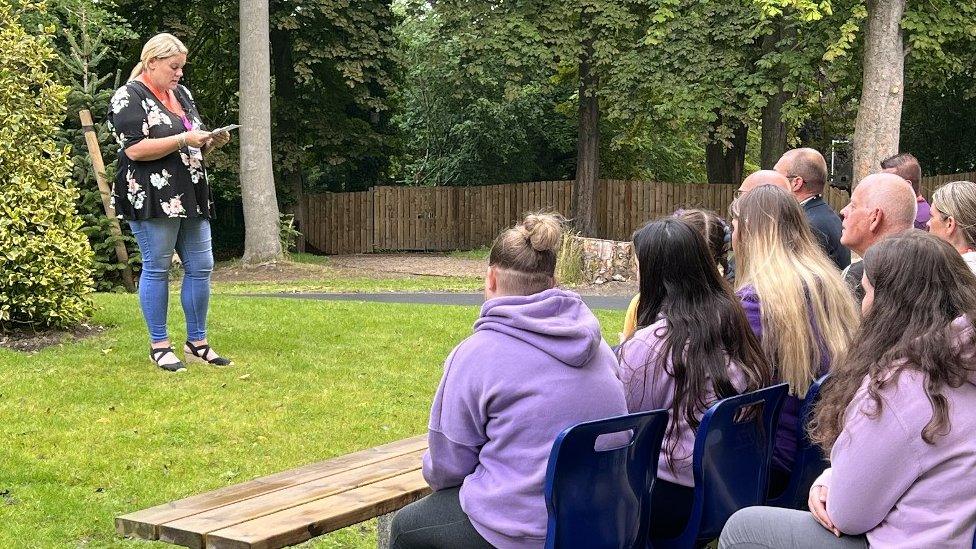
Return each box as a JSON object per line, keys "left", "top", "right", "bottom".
{"left": 927, "top": 180, "right": 976, "bottom": 274}
{"left": 730, "top": 185, "right": 859, "bottom": 489}
{"left": 108, "top": 33, "right": 233, "bottom": 371}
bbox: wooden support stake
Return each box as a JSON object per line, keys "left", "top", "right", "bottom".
{"left": 79, "top": 109, "right": 136, "bottom": 292}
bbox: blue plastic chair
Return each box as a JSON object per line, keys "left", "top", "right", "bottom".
{"left": 544, "top": 409, "right": 670, "bottom": 549}
{"left": 650, "top": 383, "right": 789, "bottom": 549}
{"left": 767, "top": 374, "right": 830, "bottom": 509}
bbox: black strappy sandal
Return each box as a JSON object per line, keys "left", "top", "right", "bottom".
{"left": 184, "top": 340, "right": 233, "bottom": 366}
{"left": 150, "top": 346, "right": 186, "bottom": 372}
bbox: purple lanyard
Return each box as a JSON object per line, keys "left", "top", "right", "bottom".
{"left": 180, "top": 115, "right": 193, "bottom": 131}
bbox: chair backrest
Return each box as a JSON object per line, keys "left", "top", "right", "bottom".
{"left": 767, "top": 374, "right": 830, "bottom": 509}
{"left": 652, "top": 383, "right": 789, "bottom": 549}
{"left": 544, "top": 409, "right": 669, "bottom": 549}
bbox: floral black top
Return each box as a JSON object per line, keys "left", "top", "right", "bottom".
{"left": 107, "top": 81, "right": 214, "bottom": 220}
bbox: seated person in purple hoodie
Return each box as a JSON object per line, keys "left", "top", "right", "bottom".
{"left": 390, "top": 213, "right": 629, "bottom": 549}
{"left": 616, "top": 217, "right": 772, "bottom": 539}
{"left": 729, "top": 186, "right": 859, "bottom": 492}
{"left": 720, "top": 230, "right": 976, "bottom": 549}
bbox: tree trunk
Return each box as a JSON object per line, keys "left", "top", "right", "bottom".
{"left": 853, "top": 0, "right": 905, "bottom": 186}
{"left": 706, "top": 114, "right": 748, "bottom": 184}
{"left": 240, "top": 0, "right": 283, "bottom": 264}
{"left": 759, "top": 25, "right": 789, "bottom": 169}
{"left": 571, "top": 36, "right": 600, "bottom": 237}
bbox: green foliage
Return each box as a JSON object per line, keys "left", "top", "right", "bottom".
{"left": 279, "top": 213, "right": 301, "bottom": 255}
{"left": 52, "top": 0, "right": 139, "bottom": 292}
{"left": 392, "top": 5, "right": 576, "bottom": 185}
{"left": 0, "top": 0, "right": 95, "bottom": 329}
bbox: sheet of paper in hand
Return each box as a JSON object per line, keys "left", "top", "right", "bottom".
{"left": 209, "top": 124, "right": 241, "bottom": 136}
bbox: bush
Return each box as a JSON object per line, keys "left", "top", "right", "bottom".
{"left": 0, "top": 0, "right": 95, "bottom": 329}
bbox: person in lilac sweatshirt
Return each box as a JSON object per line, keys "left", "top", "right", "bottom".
{"left": 616, "top": 217, "right": 771, "bottom": 539}
{"left": 720, "top": 230, "right": 976, "bottom": 549}
{"left": 390, "top": 213, "right": 628, "bottom": 549}
{"left": 729, "top": 186, "right": 859, "bottom": 493}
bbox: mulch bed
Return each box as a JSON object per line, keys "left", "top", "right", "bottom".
{"left": 0, "top": 323, "right": 107, "bottom": 353}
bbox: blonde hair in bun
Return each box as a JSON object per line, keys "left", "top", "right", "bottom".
{"left": 489, "top": 213, "right": 564, "bottom": 295}
{"left": 519, "top": 213, "right": 563, "bottom": 252}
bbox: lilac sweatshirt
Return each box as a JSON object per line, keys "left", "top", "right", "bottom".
{"left": 422, "top": 288, "right": 628, "bottom": 549}
{"left": 617, "top": 317, "right": 747, "bottom": 487}
{"left": 736, "top": 285, "right": 830, "bottom": 473}
{"left": 814, "top": 316, "right": 976, "bottom": 548}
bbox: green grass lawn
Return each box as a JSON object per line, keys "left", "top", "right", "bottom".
{"left": 0, "top": 293, "right": 623, "bottom": 548}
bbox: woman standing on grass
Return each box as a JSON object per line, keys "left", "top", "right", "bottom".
{"left": 927, "top": 180, "right": 976, "bottom": 274}
{"left": 108, "top": 33, "right": 233, "bottom": 372}
{"left": 729, "top": 185, "right": 859, "bottom": 490}
{"left": 720, "top": 231, "right": 976, "bottom": 548}
{"left": 390, "top": 213, "right": 628, "bottom": 548}
{"left": 616, "top": 217, "right": 771, "bottom": 538}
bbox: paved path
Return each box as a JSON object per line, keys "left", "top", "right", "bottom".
{"left": 249, "top": 292, "right": 633, "bottom": 310}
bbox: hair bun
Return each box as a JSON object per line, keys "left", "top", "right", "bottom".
{"left": 521, "top": 214, "right": 562, "bottom": 252}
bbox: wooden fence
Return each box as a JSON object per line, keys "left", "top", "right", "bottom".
{"left": 303, "top": 172, "right": 976, "bottom": 254}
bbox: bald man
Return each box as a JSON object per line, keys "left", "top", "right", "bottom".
{"left": 738, "top": 170, "right": 791, "bottom": 196}
{"left": 775, "top": 148, "right": 850, "bottom": 269}
{"left": 840, "top": 172, "right": 918, "bottom": 302}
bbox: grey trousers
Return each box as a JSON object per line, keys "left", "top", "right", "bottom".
{"left": 719, "top": 507, "right": 868, "bottom": 549}
{"left": 390, "top": 487, "right": 495, "bottom": 549}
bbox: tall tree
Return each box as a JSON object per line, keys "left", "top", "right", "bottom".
{"left": 239, "top": 0, "right": 282, "bottom": 263}
{"left": 852, "top": 0, "right": 904, "bottom": 184}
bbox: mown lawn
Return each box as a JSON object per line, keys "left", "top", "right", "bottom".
{"left": 0, "top": 292, "right": 623, "bottom": 548}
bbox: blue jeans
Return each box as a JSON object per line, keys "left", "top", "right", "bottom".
{"left": 128, "top": 218, "right": 214, "bottom": 343}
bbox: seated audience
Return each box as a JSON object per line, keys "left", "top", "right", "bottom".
{"left": 390, "top": 214, "right": 628, "bottom": 549}
{"left": 928, "top": 180, "right": 976, "bottom": 274}
{"left": 881, "top": 152, "right": 930, "bottom": 229}
{"left": 730, "top": 185, "right": 859, "bottom": 489}
{"left": 774, "top": 148, "right": 850, "bottom": 269}
{"left": 621, "top": 209, "right": 730, "bottom": 341}
{"left": 719, "top": 230, "right": 976, "bottom": 549}
{"left": 839, "top": 173, "right": 917, "bottom": 302}
{"left": 616, "top": 217, "right": 771, "bottom": 539}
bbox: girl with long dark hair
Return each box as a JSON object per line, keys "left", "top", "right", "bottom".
{"left": 720, "top": 230, "right": 976, "bottom": 548}
{"left": 617, "top": 217, "right": 771, "bottom": 538}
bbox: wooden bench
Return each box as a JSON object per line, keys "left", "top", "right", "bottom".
{"left": 116, "top": 435, "right": 431, "bottom": 549}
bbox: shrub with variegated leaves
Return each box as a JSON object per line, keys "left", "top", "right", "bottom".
{"left": 0, "top": 0, "right": 94, "bottom": 329}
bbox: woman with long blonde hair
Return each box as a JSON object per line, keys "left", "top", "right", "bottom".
{"left": 927, "top": 180, "right": 976, "bottom": 274}
{"left": 730, "top": 185, "right": 859, "bottom": 489}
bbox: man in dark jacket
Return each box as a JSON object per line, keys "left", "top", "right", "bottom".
{"left": 774, "top": 148, "right": 851, "bottom": 269}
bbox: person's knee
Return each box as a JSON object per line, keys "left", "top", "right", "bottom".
{"left": 718, "top": 507, "right": 769, "bottom": 549}
{"left": 140, "top": 251, "right": 173, "bottom": 278}
{"left": 389, "top": 507, "right": 415, "bottom": 549}
{"left": 183, "top": 253, "right": 214, "bottom": 278}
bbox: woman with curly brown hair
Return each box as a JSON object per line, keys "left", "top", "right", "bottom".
{"left": 720, "top": 230, "right": 976, "bottom": 549}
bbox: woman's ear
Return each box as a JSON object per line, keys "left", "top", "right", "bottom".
{"left": 485, "top": 266, "right": 497, "bottom": 293}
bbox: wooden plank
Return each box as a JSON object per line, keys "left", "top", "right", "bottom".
{"left": 159, "top": 449, "right": 426, "bottom": 548}
{"left": 115, "top": 435, "right": 427, "bottom": 540}
{"left": 206, "top": 470, "right": 431, "bottom": 549}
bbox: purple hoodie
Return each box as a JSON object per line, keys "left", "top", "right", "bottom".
{"left": 617, "top": 317, "right": 748, "bottom": 487}
{"left": 815, "top": 316, "right": 976, "bottom": 548}
{"left": 737, "top": 285, "right": 830, "bottom": 473}
{"left": 422, "top": 288, "right": 628, "bottom": 549}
